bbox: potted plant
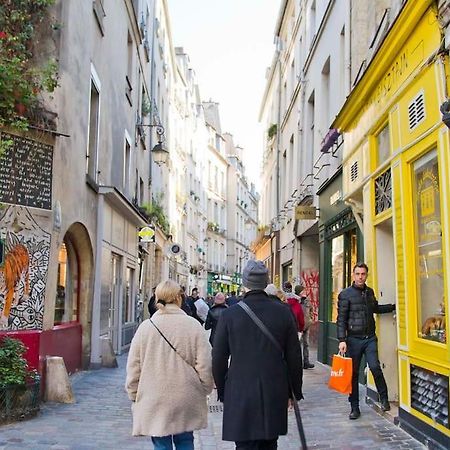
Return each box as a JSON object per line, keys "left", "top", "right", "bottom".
{"left": 0, "top": 337, "right": 40, "bottom": 423}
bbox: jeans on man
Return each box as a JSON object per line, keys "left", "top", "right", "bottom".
{"left": 235, "top": 439, "right": 278, "bottom": 449}
{"left": 301, "top": 329, "right": 310, "bottom": 365}
{"left": 347, "top": 335, "right": 388, "bottom": 406}
{"left": 151, "top": 431, "right": 194, "bottom": 450}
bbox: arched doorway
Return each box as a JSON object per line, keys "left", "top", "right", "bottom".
{"left": 55, "top": 223, "right": 94, "bottom": 369}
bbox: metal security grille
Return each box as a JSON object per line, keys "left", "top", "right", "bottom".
{"left": 408, "top": 92, "right": 425, "bottom": 130}
{"left": 410, "top": 365, "right": 449, "bottom": 428}
{"left": 350, "top": 161, "right": 358, "bottom": 183}
{"left": 374, "top": 168, "right": 392, "bottom": 215}
{"left": 0, "top": 379, "right": 40, "bottom": 424}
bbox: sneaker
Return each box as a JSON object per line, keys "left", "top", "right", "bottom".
{"left": 349, "top": 407, "right": 361, "bottom": 420}
{"left": 303, "top": 362, "right": 315, "bottom": 369}
{"left": 381, "top": 399, "right": 391, "bottom": 412}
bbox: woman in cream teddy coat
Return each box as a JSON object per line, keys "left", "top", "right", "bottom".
{"left": 126, "top": 279, "right": 214, "bottom": 449}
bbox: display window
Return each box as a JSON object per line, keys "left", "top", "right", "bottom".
{"left": 54, "top": 241, "right": 79, "bottom": 324}
{"left": 122, "top": 267, "right": 134, "bottom": 324}
{"left": 412, "top": 150, "right": 446, "bottom": 344}
{"left": 376, "top": 123, "right": 391, "bottom": 166}
{"left": 330, "top": 229, "right": 358, "bottom": 322}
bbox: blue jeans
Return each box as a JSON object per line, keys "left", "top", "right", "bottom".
{"left": 151, "top": 431, "right": 194, "bottom": 450}
{"left": 347, "top": 335, "right": 388, "bottom": 407}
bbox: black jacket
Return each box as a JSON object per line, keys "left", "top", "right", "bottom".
{"left": 204, "top": 303, "right": 228, "bottom": 345}
{"left": 337, "top": 283, "right": 395, "bottom": 342}
{"left": 212, "top": 290, "right": 303, "bottom": 441}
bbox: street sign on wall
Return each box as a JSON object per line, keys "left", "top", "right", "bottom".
{"left": 138, "top": 226, "right": 155, "bottom": 242}
{"left": 295, "top": 205, "right": 316, "bottom": 220}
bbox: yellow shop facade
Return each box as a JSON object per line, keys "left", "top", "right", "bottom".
{"left": 333, "top": 1, "right": 450, "bottom": 448}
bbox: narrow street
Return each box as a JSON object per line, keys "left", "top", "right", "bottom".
{"left": 0, "top": 351, "right": 425, "bottom": 450}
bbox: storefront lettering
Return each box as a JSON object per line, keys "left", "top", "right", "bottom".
{"left": 372, "top": 50, "right": 408, "bottom": 105}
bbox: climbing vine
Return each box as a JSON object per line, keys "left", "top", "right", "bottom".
{"left": 0, "top": 0, "right": 58, "bottom": 154}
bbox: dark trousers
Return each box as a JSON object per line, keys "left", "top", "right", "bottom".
{"left": 347, "top": 335, "right": 388, "bottom": 407}
{"left": 235, "top": 439, "right": 278, "bottom": 449}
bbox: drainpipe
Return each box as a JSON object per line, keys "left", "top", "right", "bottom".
{"left": 148, "top": 0, "right": 157, "bottom": 198}
{"left": 90, "top": 192, "right": 104, "bottom": 368}
{"left": 274, "top": 37, "right": 283, "bottom": 282}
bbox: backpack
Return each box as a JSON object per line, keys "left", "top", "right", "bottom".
{"left": 301, "top": 296, "right": 313, "bottom": 330}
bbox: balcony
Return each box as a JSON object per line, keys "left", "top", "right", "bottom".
{"left": 207, "top": 222, "right": 226, "bottom": 236}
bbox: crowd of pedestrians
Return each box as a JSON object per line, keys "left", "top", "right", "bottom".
{"left": 127, "top": 259, "right": 395, "bottom": 449}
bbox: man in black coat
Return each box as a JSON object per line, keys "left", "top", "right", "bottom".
{"left": 212, "top": 260, "right": 303, "bottom": 449}
{"left": 337, "top": 262, "right": 396, "bottom": 420}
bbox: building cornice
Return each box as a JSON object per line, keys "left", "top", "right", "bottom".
{"left": 332, "top": 0, "right": 434, "bottom": 131}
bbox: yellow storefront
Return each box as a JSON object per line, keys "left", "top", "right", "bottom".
{"left": 334, "top": 2, "right": 449, "bottom": 447}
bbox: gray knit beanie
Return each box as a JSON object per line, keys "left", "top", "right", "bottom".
{"left": 242, "top": 260, "right": 269, "bottom": 290}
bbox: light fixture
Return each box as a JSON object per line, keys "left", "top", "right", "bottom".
{"left": 137, "top": 122, "right": 169, "bottom": 165}
{"left": 151, "top": 140, "right": 169, "bottom": 166}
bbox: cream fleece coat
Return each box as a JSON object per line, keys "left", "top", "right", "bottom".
{"left": 125, "top": 305, "right": 214, "bottom": 437}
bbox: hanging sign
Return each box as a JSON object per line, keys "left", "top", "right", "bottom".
{"left": 138, "top": 226, "right": 155, "bottom": 242}
{"left": 295, "top": 205, "right": 316, "bottom": 221}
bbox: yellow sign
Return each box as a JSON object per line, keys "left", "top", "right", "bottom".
{"left": 138, "top": 226, "right": 155, "bottom": 242}
{"left": 295, "top": 206, "right": 316, "bottom": 221}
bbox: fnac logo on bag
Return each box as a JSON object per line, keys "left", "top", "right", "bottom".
{"left": 330, "top": 368, "right": 344, "bottom": 377}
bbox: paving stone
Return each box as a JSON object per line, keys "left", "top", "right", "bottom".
{"left": 0, "top": 349, "right": 427, "bottom": 449}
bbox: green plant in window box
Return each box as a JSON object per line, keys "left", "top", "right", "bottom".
{"left": 141, "top": 195, "right": 170, "bottom": 235}
{"left": 267, "top": 123, "right": 277, "bottom": 140}
{"left": 141, "top": 96, "right": 151, "bottom": 117}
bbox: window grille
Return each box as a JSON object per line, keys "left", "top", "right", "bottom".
{"left": 374, "top": 168, "right": 392, "bottom": 215}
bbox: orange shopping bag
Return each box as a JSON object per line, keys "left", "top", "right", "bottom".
{"left": 328, "top": 353, "right": 353, "bottom": 395}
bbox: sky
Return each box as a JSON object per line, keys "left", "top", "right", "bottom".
{"left": 168, "top": 0, "right": 281, "bottom": 191}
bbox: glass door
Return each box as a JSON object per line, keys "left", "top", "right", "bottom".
{"left": 109, "top": 254, "right": 122, "bottom": 352}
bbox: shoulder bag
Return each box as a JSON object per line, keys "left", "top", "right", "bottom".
{"left": 149, "top": 318, "right": 194, "bottom": 370}
{"left": 238, "top": 301, "right": 308, "bottom": 450}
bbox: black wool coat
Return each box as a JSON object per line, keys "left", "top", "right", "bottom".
{"left": 212, "top": 290, "right": 303, "bottom": 442}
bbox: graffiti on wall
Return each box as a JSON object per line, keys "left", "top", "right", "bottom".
{"left": 0, "top": 206, "right": 51, "bottom": 330}
{"left": 301, "top": 269, "right": 319, "bottom": 322}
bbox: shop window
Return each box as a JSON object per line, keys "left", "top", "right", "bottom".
{"left": 376, "top": 124, "right": 390, "bottom": 165}
{"left": 331, "top": 229, "right": 358, "bottom": 322}
{"left": 282, "top": 263, "right": 292, "bottom": 285}
{"left": 123, "top": 267, "right": 134, "bottom": 324}
{"left": 413, "top": 150, "right": 445, "bottom": 343}
{"left": 55, "top": 242, "right": 79, "bottom": 324}
{"left": 331, "top": 235, "right": 343, "bottom": 322}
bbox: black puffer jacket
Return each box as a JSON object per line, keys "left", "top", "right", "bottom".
{"left": 337, "top": 283, "right": 395, "bottom": 342}
{"left": 205, "top": 303, "right": 228, "bottom": 345}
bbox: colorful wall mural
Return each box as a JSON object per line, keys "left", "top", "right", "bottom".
{"left": 301, "top": 269, "right": 319, "bottom": 322}
{"left": 0, "top": 206, "right": 51, "bottom": 330}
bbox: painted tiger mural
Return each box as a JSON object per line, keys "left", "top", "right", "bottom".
{"left": 0, "top": 243, "right": 30, "bottom": 328}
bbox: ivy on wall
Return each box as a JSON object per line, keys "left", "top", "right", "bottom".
{"left": 0, "top": 0, "right": 58, "bottom": 154}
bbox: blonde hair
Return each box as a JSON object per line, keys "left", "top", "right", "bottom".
{"left": 155, "top": 280, "right": 182, "bottom": 309}
{"left": 276, "top": 289, "right": 287, "bottom": 303}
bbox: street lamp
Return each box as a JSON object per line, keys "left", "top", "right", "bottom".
{"left": 137, "top": 122, "right": 169, "bottom": 166}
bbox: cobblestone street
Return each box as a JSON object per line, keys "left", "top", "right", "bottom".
{"left": 0, "top": 352, "right": 425, "bottom": 450}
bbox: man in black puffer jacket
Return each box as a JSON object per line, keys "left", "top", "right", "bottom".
{"left": 337, "top": 262, "right": 395, "bottom": 420}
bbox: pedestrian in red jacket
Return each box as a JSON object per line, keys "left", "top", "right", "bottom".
{"left": 283, "top": 281, "right": 305, "bottom": 332}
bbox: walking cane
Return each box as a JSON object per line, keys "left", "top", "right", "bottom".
{"left": 291, "top": 386, "right": 308, "bottom": 450}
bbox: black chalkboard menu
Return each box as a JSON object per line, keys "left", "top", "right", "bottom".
{"left": 0, "top": 132, "right": 53, "bottom": 210}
